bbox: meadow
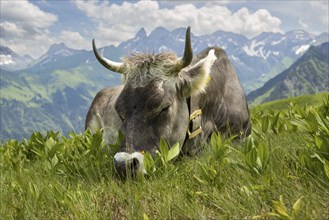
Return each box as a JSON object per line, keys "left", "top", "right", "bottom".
{"left": 1, "top": 93, "right": 328, "bottom": 219}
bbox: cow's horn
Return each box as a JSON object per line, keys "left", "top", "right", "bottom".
{"left": 175, "top": 26, "right": 193, "bottom": 71}
{"left": 92, "top": 39, "right": 125, "bottom": 73}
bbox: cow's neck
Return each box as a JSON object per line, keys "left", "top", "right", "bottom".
{"left": 182, "top": 94, "right": 203, "bottom": 154}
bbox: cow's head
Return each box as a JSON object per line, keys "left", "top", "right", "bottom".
{"left": 93, "top": 27, "right": 217, "bottom": 176}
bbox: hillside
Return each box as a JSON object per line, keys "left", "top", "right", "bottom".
{"left": 251, "top": 92, "right": 329, "bottom": 110}
{"left": 248, "top": 42, "right": 329, "bottom": 104}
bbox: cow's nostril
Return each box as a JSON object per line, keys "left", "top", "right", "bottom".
{"left": 113, "top": 152, "right": 144, "bottom": 178}
{"left": 130, "top": 157, "right": 139, "bottom": 171}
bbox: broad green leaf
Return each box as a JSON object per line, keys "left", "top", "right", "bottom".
{"left": 246, "top": 148, "right": 259, "bottom": 174}
{"left": 307, "top": 112, "right": 318, "bottom": 132}
{"left": 224, "top": 135, "right": 237, "bottom": 145}
{"left": 324, "top": 159, "right": 329, "bottom": 179}
{"left": 45, "top": 137, "right": 56, "bottom": 152}
{"left": 143, "top": 152, "right": 156, "bottom": 174}
{"left": 273, "top": 112, "right": 281, "bottom": 126}
{"left": 210, "top": 133, "right": 217, "bottom": 151}
{"left": 143, "top": 213, "right": 149, "bottom": 220}
{"left": 255, "top": 157, "right": 262, "bottom": 170}
{"left": 314, "top": 135, "right": 324, "bottom": 150}
{"left": 48, "top": 143, "right": 62, "bottom": 159}
{"left": 91, "top": 131, "right": 103, "bottom": 149}
{"left": 216, "top": 133, "right": 223, "bottom": 148}
{"left": 292, "top": 196, "right": 303, "bottom": 218}
{"left": 261, "top": 116, "right": 269, "bottom": 133}
{"left": 272, "top": 196, "right": 290, "bottom": 218}
{"left": 159, "top": 137, "right": 169, "bottom": 156}
{"left": 29, "top": 182, "right": 40, "bottom": 199}
{"left": 51, "top": 154, "right": 59, "bottom": 167}
{"left": 258, "top": 142, "right": 269, "bottom": 168}
{"left": 312, "top": 153, "right": 324, "bottom": 164}
{"left": 167, "top": 143, "right": 180, "bottom": 162}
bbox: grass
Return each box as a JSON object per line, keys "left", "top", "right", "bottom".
{"left": 1, "top": 93, "right": 329, "bottom": 219}
{"left": 251, "top": 92, "right": 329, "bottom": 111}
{"left": 1, "top": 134, "right": 328, "bottom": 219}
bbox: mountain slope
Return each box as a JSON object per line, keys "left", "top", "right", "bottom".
{"left": 0, "top": 47, "right": 122, "bottom": 140}
{"left": 247, "top": 42, "right": 329, "bottom": 104}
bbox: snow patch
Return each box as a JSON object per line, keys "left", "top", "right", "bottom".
{"left": 271, "top": 37, "right": 286, "bottom": 46}
{"left": 0, "top": 54, "right": 14, "bottom": 65}
{"left": 295, "top": 44, "right": 310, "bottom": 55}
{"left": 242, "top": 40, "right": 265, "bottom": 57}
{"left": 230, "top": 55, "right": 239, "bottom": 61}
{"left": 294, "top": 31, "right": 308, "bottom": 40}
{"left": 175, "top": 36, "right": 185, "bottom": 42}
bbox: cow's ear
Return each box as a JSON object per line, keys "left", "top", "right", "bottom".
{"left": 178, "top": 49, "right": 217, "bottom": 97}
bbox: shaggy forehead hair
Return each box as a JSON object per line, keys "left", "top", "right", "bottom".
{"left": 122, "top": 52, "right": 178, "bottom": 87}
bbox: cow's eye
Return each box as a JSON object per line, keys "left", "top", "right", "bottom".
{"left": 118, "top": 113, "right": 125, "bottom": 121}
{"left": 158, "top": 105, "right": 171, "bottom": 116}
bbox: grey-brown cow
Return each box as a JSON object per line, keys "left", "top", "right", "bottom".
{"left": 85, "top": 27, "right": 251, "bottom": 176}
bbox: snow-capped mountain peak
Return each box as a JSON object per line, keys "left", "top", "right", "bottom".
{"left": 46, "top": 43, "right": 79, "bottom": 57}
{"left": 33, "top": 43, "right": 85, "bottom": 69}
{"left": 286, "top": 30, "right": 315, "bottom": 41}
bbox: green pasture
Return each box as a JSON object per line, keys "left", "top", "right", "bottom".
{"left": 1, "top": 93, "right": 328, "bottom": 219}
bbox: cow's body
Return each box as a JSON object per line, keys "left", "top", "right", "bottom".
{"left": 182, "top": 47, "right": 251, "bottom": 153}
{"left": 86, "top": 47, "right": 250, "bottom": 153}
{"left": 86, "top": 27, "right": 250, "bottom": 176}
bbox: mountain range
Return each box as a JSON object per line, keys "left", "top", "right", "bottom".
{"left": 2, "top": 27, "right": 328, "bottom": 91}
{"left": 0, "top": 27, "right": 328, "bottom": 140}
{"left": 248, "top": 42, "right": 329, "bottom": 104}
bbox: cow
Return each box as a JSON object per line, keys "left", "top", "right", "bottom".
{"left": 85, "top": 27, "right": 251, "bottom": 176}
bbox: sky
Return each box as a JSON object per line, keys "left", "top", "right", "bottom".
{"left": 0, "top": 0, "right": 328, "bottom": 59}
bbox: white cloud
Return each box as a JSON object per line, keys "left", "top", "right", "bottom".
{"left": 256, "top": 1, "right": 328, "bottom": 34}
{"left": 310, "top": 1, "right": 329, "bottom": 27}
{"left": 74, "top": 1, "right": 282, "bottom": 47}
{"left": 0, "top": 0, "right": 57, "bottom": 33}
{"left": 59, "top": 31, "right": 90, "bottom": 50}
{"left": 0, "top": 21, "right": 25, "bottom": 38}
{"left": 0, "top": 0, "right": 58, "bottom": 58}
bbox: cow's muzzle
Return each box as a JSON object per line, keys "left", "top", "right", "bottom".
{"left": 113, "top": 152, "right": 146, "bottom": 178}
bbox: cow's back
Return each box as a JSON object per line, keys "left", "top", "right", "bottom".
{"left": 194, "top": 47, "right": 250, "bottom": 139}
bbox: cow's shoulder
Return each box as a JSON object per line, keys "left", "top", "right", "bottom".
{"left": 85, "top": 85, "right": 123, "bottom": 129}
{"left": 92, "top": 87, "right": 121, "bottom": 109}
